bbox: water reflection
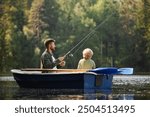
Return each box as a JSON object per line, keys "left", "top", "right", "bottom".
{"left": 84, "top": 89, "right": 112, "bottom": 100}
{"left": 117, "top": 94, "right": 134, "bottom": 100}
{"left": 0, "top": 75, "right": 150, "bottom": 100}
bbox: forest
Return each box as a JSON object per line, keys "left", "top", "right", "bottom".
{"left": 0, "top": 0, "right": 150, "bottom": 74}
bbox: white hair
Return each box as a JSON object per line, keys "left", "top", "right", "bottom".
{"left": 82, "top": 48, "right": 93, "bottom": 58}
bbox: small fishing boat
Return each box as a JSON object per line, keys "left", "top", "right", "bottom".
{"left": 11, "top": 68, "right": 133, "bottom": 89}
{"left": 10, "top": 14, "right": 127, "bottom": 90}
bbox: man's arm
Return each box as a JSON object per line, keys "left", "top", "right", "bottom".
{"left": 41, "top": 54, "right": 60, "bottom": 69}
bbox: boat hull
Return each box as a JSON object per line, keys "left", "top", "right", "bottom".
{"left": 11, "top": 69, "right": 113, "bottom": 89}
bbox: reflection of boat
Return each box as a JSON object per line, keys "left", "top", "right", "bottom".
{"left": 11, "top": 68, "right": 133, "bottom": 89}
{"left": 84, "top": 89, "right": 112, "bottom": 100}
{"left": 118, "top": 94, "right": 134, "bottom": 100}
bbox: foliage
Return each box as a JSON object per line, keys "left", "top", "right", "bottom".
{"left": 0, "top": 0, "right": 150, "bottom": 73}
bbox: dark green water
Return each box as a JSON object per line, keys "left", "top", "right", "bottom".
{"left": 0, "top": 75, "right": 150, "bottom": 100}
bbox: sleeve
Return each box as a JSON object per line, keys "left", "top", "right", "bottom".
{"left": 77, "top": 60, "right": 82, "bottom": 69}
{"left": 41, "top": 53, "right": 60, "bottom": 69}
{"left": 92, "top": 60, "right": 96, "bottom": 69}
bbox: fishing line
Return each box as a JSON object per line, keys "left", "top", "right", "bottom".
{"left": 72, "top": 32, "right": 97, "bottom": 56}
{"left": 64, "top": 13, "right": 114, "bottom": 58}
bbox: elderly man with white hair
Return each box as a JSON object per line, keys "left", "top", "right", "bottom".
{"left": 77, "top": 48, "right": 96, "bottom": 69}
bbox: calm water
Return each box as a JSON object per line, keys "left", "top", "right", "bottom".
{"left": 0, "top": 75, "right": 150, "bottom": 100}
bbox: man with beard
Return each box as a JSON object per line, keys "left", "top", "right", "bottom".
{"left": 41, "top": 38, "right": 65, "bottom": 69}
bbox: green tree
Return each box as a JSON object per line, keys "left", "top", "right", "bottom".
{"left": 0, "top": 0, "right": 17, "bottom": 72}
{"left": 1, "top": 0, "right": 150, "bottom": 73}
{"left": 119, "top": 0, "right": 150, "bottom": 72}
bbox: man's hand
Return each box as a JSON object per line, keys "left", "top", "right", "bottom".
{"left": 59, "top": 61, "right": 66, "bottom": 67}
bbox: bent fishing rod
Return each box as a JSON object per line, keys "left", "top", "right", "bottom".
{"left": 63, "top": 13, "right": 113, "bottom": 59}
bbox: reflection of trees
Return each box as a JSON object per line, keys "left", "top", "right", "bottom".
{"left": 0, "top": 81, "right": 18, "bottom": 99}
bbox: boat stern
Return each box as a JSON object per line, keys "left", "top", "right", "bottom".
{"left": 84, "top": 72, "right": 113, "bottom": 90}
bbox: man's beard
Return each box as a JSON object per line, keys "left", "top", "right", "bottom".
{"left": 50, "top": 47, "right": 55, "bottom": 52}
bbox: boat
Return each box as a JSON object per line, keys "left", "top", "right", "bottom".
{"left": 11, "top": 68, "right": 133, "bottom": 89}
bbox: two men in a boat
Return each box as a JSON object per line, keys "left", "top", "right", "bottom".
{"left": 41, "top": 38, "right": 65, "bottom": 69}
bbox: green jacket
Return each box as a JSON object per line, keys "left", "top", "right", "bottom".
{"left": 41, "top": 50, "right": 61, "bottom": 69}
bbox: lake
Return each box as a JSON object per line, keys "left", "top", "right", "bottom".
{"left": 0, "top": 75, "right": 150, "bottom": 100}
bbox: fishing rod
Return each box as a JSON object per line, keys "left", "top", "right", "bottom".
{"left": 63, "top": 13, "right": 113, "bottom": 58}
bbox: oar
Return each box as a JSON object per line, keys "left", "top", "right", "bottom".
{"left": 117, "top": 68, "right": 133, "bottom": 75}
{"left": 88, "top": 67, "right": 118, "bottom": 74}
{"left": 89, "top": 67, "right": 134, "bottom": 75}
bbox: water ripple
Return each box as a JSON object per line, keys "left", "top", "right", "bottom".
{"left": 113, "top": 75, "right": 150, "bottom": 85}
